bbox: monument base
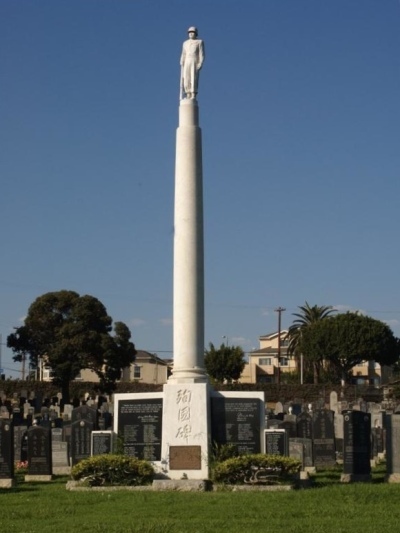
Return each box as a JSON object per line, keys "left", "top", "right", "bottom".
{"left": 340, "top": 473, "right": 371, "bottom": 483}
{"left": 386, "top": 473, "right": 400, "bottom": 483}
{"left": 0, "top": 478, "right": 15, "bottom": 489}
{"left": 161, "top": 382, "right": 211, "bottom": 480}
{"left": 25, "top": 475, "right": 53, "bottom": 482}
{"left": 152, "top": 479, "right": 212, "bottom": 491}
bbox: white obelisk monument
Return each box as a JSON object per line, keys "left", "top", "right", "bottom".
{"left": 161, "top": 27, "right": 210, "bottom": 480}
{"left": 170, "top": 26, "right": 206, "bottom": 384}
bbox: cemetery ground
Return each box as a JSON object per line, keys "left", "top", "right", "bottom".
{"left": 2, "top": 465, "right": 400, "bottom": 533}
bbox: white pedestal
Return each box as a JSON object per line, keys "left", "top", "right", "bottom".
{"left": 161, "top": 382, "right": 211, "bottom": 480}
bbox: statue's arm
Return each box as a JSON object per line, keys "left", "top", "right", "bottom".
{"left": 197, "top": 40, "right": 205, "bottom": 70}
{"left": 180, "top": 42, "right": 186, "bottom": 66}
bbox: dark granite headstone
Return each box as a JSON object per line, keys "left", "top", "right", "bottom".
{"left": 282, "top": 414, "right": 297, "bottom": 438}
{"left": 211, "top": 396, "right": 262, "bottom": 454}
{"left": 265, "top": 429, "right": 288, "bottom": 456}
{"left": 385, "top": 414, "right": 400, "bottom": 478}
{"left": 117, "top": 398, "right": 163, "bottom": 460}
{"left": 71, "top": 405, "right": 98, "bottom": 429}
{"left": 91, "top": 431, "right": 113, "bottom": 456}
{"left": 70, "top": 419, "right": 93, "bottom": 466}
{"left": 12, "top": 408, "right": 23, "bottom": 426}
{"left": 343, "top": 411, "right": 371, "bottom": 480}
{"left": 267, "top": 418, "right": 282, "bottom": 429}
{"left": 297, "top": 412, "right": 313, "bottom": 440}
{"left": 27, "top": 425, "right": 52, "bottom": 475}
{"left": 291, "top": 404, "right": 302, "bottom": 416}
{"left": 312, "top": 409, "right": 336, "bottom": 468}
{"left": 0, "top": 419, "right": 14, "bottom": 478}
{"left": 13, "top": 425, "right": 28, "bottom": 462}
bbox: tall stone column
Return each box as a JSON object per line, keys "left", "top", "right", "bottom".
{"left": 169, "top": 98, "right": 207, "bottom": 383}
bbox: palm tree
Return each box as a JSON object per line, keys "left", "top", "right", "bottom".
{"left": 287, "top": 302, "right": 336, "bottom": 383}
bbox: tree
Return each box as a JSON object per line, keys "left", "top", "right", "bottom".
{"left": 7, "top": 290, "right": 136, "bottom": 402}
{"left": 299, "top": 312, "right": 400, "bottom": 385}
{"left": 287, "top": 301, "right": 336, "bottom": 383}
{"left": 204, "top": 343, "right": 246, "bottom": 384}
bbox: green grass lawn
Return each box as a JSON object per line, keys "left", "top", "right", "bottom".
{"left": 2, "top": 467, "right": 400, "bottom": 533}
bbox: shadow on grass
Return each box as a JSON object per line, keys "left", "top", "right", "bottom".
{"left": 309, "top": 462, "right": 387, "bottom": 488}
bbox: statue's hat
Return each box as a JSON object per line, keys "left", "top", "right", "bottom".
{"left": 187, "top": 26, "right": 198, "bottom": 34}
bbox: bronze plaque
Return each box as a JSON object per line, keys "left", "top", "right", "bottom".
{"left": 169, "top": 445, "right": 201, "bottom": 470}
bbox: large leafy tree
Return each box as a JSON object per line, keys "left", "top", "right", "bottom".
{"left": 299, "top": 312, "right": 400, "bottom": 385}
{"left": 204, "top": 343, "right": 246, "bottom": 384}
{"left": 7, "top": 290, "right": 136, "bottom": 402}
{"left": 287, "top": 301, "right": 336, "bottom": 383}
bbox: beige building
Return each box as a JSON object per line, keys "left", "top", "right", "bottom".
{"left": 240, "top": 330, "right": 392, "bottom": 386}
{"left": 40, "top": 350, "right": 170, "bottom": 385}
{"left": 240, "top": 330, "right": 295, "bottom": 384}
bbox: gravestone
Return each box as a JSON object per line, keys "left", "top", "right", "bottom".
{"left": 385, "top": 414, "right": 400, "bottom": 482}
{"left": 265, "top": 429, "right": 288, "bottom": 456}
{"left": 291, "top": 437, "right": 313, "bottom": 468}
{"left": 274, "top": 402, "right": 283, "bottom": 416}
{"left": 71, "top": 405, "right": 98, "bottom": 428}
{"left": 26, "top": 425, "right": 52, "bottom": 480}
{"left": 371, "top": 427, "right": 384, "bottom": 459}
{"left": 12, "top": 407, "right": 23, "bottom": 426}
{"left": 334, "top": 412, "right": 344, "bottom": 460}
{"left": 0, "top": 419, "right": 14, "bottom": 487}
{"left": 13, "top": 425, "right": 28, "bottom": 462}
{"left": 289, "top": 439, "right": 304, "bottom": 468}
{"left": 282, "top": 413, "right": 297, "bottom": 438}
{"left": 312, "top": 409, "right": 336, "bottom": 468}
{"left": 70, "top": 419, "right": 93, "bottom": 466}
{"left": 91, "top": 430, "right": 113, "bottom": 456}
{"left": 297, "top": 412, "right": 313, "bottom": 440}
{"left": 329, "top": 391, "right": 338, "bottom": 414}
{"left": 341, "top": 411, "right": 371, "bottom": 482}
{"left": 211, "top": 396, "right": 263, "bottom": 454}
{"left": 117, "top": 397, "right": 163, "bottom": 460}
{"left": 1, "top": 406, "right": 10, "bottom": 419}
{"left": 63, "top": 404, "right": 73, "bottom": 420}
{"left": 267, "top": 418, "right": 282, "bottom": 429}
{"left": 291, "top": 402, "right": 303, "bottom": 416}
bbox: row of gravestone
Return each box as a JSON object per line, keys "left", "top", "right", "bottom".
{"left": 265, "top": 407, "right": 397, "bottom": 481}
{"left": 0, "top": 390, "right": 112, "bottom": 420}
{"left": 0, "top": 404, "right": 115, "bottom": 481}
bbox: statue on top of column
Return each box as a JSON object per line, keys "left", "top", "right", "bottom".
{"left": 180, "top": 26, "right": 205, "bottom": 100}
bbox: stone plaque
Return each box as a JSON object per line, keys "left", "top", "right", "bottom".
{"left": 91, "top": 431, "right": 113, "bottom": 456}
{"left": 169, "top": 445, "right": 201, "bottom": 470}
{"left": 52, "top": 441, "right": 69, "bottom": 467}
{"left": 0, "top": 420, "right": 14, "bottom": 478}
{"left": 117, "top": 398, "right": 163, "bottom": 460}
{"left": 211, "top": 397, "right": 262, "bottom": 454}
{"left": 27, "top": 425, "right": 52, "bottom": 476}
{"left": 265, "top": 429, "right": 288, "bottom": 456}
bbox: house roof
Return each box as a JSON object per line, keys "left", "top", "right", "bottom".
{"left": 135, "top": 350, "right": 169, "bottom": 366}
{"left": 259, "top": 329, "right": 289, "bottom": 340}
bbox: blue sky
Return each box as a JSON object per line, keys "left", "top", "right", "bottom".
{"left": 1, "top": 1, "right": 399, "bottom": 378}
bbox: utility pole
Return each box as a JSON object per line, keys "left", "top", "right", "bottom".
{"left": 274, "top": 307, "right": 286, "bottom": 384}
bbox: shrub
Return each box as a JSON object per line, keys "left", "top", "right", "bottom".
{"left": 71, "top": 454, "right": 154, "bottom": 487}
{"left": 212, "top": 454, "right": 301, "bottom": 485}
